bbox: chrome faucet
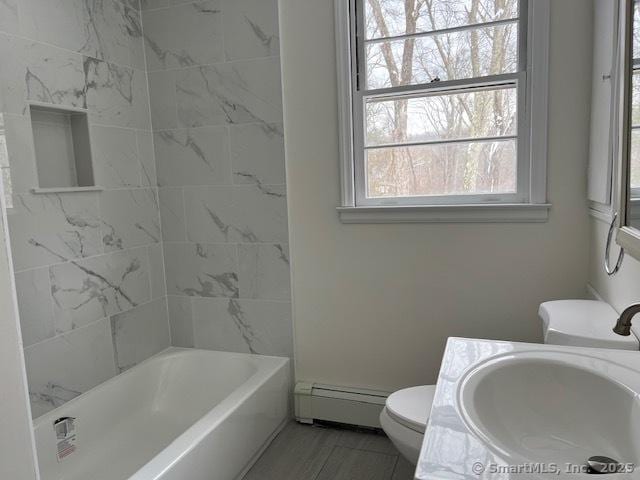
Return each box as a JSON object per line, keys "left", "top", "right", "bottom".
{"left": 613, "top": 304, "right": 640, "bottom": 336}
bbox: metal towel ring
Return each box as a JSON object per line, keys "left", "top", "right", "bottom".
{"left": 605, "top": 212, "right": 625, "bottom": 276}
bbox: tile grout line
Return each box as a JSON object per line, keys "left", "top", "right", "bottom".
{"left": 23, "top": 295, "right": 164, "bottom": 352}
{"left": 136, "top": 0, "right": 174, "bottom": 349}
{"left": 0, "top": 31, "right": 148, "bottom": 74}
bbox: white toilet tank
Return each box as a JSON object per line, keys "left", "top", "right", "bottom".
{"left": 539, "top": 300, "right": 639, "bottom": 350}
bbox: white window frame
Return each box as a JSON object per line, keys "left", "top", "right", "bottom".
{"left": 334, "top": 0, "right": 551, "bottom": 223}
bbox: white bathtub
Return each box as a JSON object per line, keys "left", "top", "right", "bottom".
{"left": 33, "top": 348, "right": 290, "bottom": 480}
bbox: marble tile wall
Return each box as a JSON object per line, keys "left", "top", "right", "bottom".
{"left": 0, "top": 0, "right": 292, "bottom": 418}
{"left": 141, "top": 0, "right": 293, "bottom": 359}
{"left": 0, "top": 0, "right": 171, "bottom": 417}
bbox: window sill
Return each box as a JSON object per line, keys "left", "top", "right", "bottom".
{"left": 337, "top": 203, "right": 552, "bottom": 224}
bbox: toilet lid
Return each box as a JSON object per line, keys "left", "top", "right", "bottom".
{"left": 385, "top": 385, "right": 436, "bottom": 434}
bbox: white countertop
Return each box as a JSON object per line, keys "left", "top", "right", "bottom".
{"left": 415, "top": 337, "right": 640, "bottom": 480}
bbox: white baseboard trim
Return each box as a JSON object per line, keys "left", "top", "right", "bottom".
{"left": 294, "top": 382, "right": 390, "bottom": 428}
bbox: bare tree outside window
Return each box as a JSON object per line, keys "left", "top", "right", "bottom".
{"left": 361, "top": 0, "right": 520, "bottom": 199}
{"left": 630, "top": 2, "right": 640, "bottom": 190}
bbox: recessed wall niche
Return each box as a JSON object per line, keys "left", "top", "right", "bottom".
{"left": 29, "top": 104, "right": 97, "bottom": 192}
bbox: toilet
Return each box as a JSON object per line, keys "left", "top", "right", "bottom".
{"left": 380, "top": 300, "right": 639, "bottom": 465}
{"left": 379, "top": 385, "right": 435, "bottom": 465}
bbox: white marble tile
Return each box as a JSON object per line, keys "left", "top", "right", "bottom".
{"left": 183, "top": 185, "right": 233, "bottom": 242}
{"left": 85, "top": 57, "right": 151, "bottom": 129}
{"left": 136, "top": 130, "right": 157, "bottom": 186}
{"left": 227, "top": 184, "right": 289, "bottom": 243}
{"left": 164, "top": 242, "right": 238, "bottom": 297}
{"left": 143, "top": 0, "right": 223, "bottom": 71}
{"left": 19, "top": 0, "right": 92, "bottom": 60}
{"left": 147, "top": 243, "right": 166, "bottom": 299}
{"left": 100, "top": 188, "right": 160, "bottom": 251}
{"left": 222, "top": 0, "right": 280, "bottom": 61}
{"left": 15, "top": 267, "right": 55, "bottom": 347}
{"left": 8, "top": 192, "right": 102, "bottom": 271}
{"left": 1, "top": 114, "right": 39, "bottom": 194}
{"left": 50, "top": 248, "right": 151, "bottom": 334}
{"left": 22, "top": 39, "right": 87, "bottom": 110}
{"left": 238, "top": 244, "right": 290, "bottom": 301}
{"left": 0, "top": 33, "right": 23, "bottom": 115}
{"left": 158, "top": 187, "right": 186, "bottom": 241}
{"left": 86, "top": 1, "right": 145, "bottom": 69}
{"left": 102, "top": 1, "right": 145, "bottom": 69}
{"left": 140, "top": 0, "right": 168, "bottom": 10}
{"left": 168, "top": 295, "right": 193, "bottom": 347}
{"left": 24, "top": 318, "right": 117, "bottom": 418}
{"left": 176, "top": 57, "right": 283, "bottom": 127}
{"left": 155, "top": 126, "right": 231, "bottom": 187}
{"left": 192, "top": 298, "right": 292, "bottom": 357}
{"left": 111, "top": 298, "right": 170, "bottom": 372}
{"left": 0, "top": 0, "right": 19, "bottom": 34}
{"left": 0, "top": 37, "right": 87, "bottom": 114}
{"left": 230, "top": 122, "right": 285, "bottom": 186}
{"left": 148, "top": 70, "right": 177, "bottom": 130}
{"left": 184, "top": 185, "right": 288, "bottom": 243}
{"left": 91, "top": 125, "right": 143, "bottom": 187}
{"left": 20, "top": 0, "right": 144, "bottom": 69}
{"left": 120, "top": 0, "right": 141, "bottom": 11}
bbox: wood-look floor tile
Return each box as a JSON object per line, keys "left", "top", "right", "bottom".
{"left": 243, "top": 422, "right": 340, "bottom": 480}
{"left": 315, "top": 446, "right": 397, "bottom": 480}
{"left": 391, "top": 455, "right": 416, "bottom": 480}
{"left": 335, "top": 429, "right": 398, "bottom": 455}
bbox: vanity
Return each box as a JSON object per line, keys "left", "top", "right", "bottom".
{"left": 413, "top": 0, "right": 640, "bottom": 476}
{"left": 415, "top": 338, "right": 640, "bottom": 479}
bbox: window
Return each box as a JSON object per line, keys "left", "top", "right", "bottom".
{"left": 0, "top": 117, "right": 12, "bottom": 210}
{"left": 631, "top": 0, "right": 640, "bottom": 195}
{"left": 336, "top": 0, "right": 550, "bottom": 222}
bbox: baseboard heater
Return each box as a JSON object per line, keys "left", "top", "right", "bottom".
{"left": 294, "top": 382, "right": 390, "bottom": 428}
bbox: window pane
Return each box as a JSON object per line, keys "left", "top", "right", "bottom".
{"left": 365, "top": 87, "right": 516, "bottom": 146}
{"left": 365, "top": 139, "right": 516, "bottom": 198}
{"left": 634, "top": 1, "right": 640, "bottom": 60}
{"left": 366, "top": 23, "right": 518, "bottom": 89}
{"left": 633, "top": 71, "right": 640, "bottom": 126}
{"left": 631, "top": 130, "right": 640, "bottom": 190}
{"left": 364, "top": 0, "right": 518, "bottom": 40}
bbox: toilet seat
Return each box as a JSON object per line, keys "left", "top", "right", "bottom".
{"left": 385, "top": 385, "right": 434, "bottom": 433}
{"left": 380, "top": 385, "right": 436, "bottom": 465}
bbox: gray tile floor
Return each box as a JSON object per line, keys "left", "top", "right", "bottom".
{"left": 244, "top": 421, "right": 416, "bottom": 480}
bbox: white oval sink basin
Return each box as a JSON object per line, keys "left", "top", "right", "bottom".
{"left": 458, "top": 351, "right": 640, "bottom": 467}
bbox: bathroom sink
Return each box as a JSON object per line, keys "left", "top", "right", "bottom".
{"left": 458, "top": 351, "right": 640, "bottom": 467}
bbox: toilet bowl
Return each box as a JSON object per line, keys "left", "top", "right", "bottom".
{"left": 379, "top": 385, "right": 435, "bottom": 465}
{"left": 382, "top": 299, "right": 636, "bottom": 465}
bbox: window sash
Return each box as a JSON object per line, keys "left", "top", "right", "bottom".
{"left": 365, "top": 17, "right": 519, "bottom": 44}
{"left": 350, "top": 0, "right": 530, "bottom": 206}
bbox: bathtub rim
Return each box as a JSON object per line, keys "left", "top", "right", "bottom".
{"left": 129, "top": 348, "right": 290, "bottom": 480}
{"left": 33, "top": 347, "right": 289, "bottom": 428}
{"left": 33, "top": 347, "right": 290, "bottom": 480}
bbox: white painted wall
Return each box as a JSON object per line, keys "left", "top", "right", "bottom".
{"left": 279, "top": 0, "right": 594, "bottom": 391}
{"left": 589, "top": 216, "right": 640, "bottom": 310}
{"left": 0, "top": 201, "right": 39, "bottom": 478}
